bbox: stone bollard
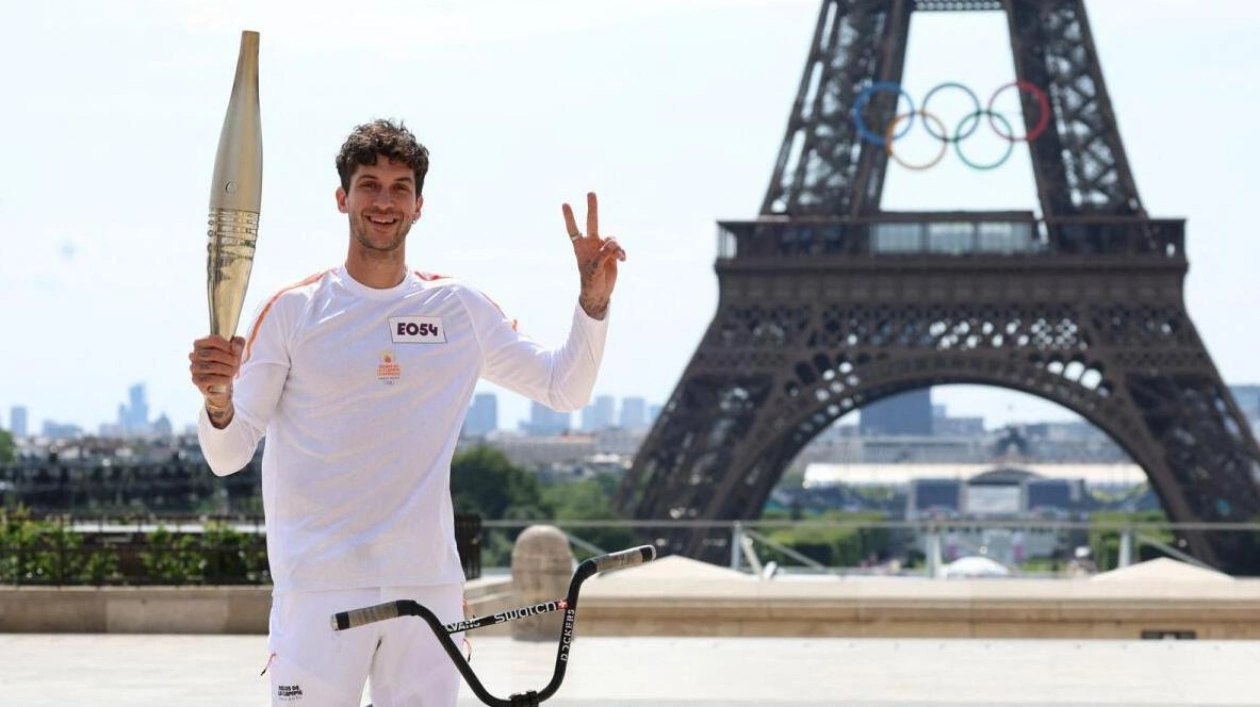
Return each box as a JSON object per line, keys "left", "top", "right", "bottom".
{"left": 510, "top": 524, "right": 574, "bottom": 641}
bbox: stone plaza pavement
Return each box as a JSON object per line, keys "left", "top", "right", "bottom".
{"left": 1, "top": 633, "right": 1257, "bottom": 707}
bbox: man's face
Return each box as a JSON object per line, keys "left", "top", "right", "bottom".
{"left": 336, "top": 157, "right": 423, "bottom": 253}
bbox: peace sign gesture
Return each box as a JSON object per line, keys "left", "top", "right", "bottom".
{"left": 562, "top": 192, "right": 626, "bottom": 320}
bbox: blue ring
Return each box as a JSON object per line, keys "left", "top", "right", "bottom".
{"left": 852, "top": 81, "right": 915, "bottom": 148}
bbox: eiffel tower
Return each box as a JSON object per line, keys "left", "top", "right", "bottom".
{"left": 615, "top": 0, "right": 1260, "bottom": 574}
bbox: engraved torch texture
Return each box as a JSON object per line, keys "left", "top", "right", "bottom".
{"left": 207, "top": 30, "right": 262, "bottom": 340}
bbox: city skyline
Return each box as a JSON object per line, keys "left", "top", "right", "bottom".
{"left": 1, "top": 386, "right": 670, "bottom": 439}
{"left": 10, "top": 383, "right": 1260, "bottom": 441}
{"left": 3, "top": 2, "right": 1259, "bottom": 436}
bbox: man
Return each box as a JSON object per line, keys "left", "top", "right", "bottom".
{"left": 188, "top": 118, "right": 625, "bottom": 707}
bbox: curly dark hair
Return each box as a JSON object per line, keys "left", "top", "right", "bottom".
{"left": 335, "top": 119, "right": 430, "bottom": 195}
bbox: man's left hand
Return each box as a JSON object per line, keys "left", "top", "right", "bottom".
{"left": 562, "top": 191, "right": 626, "bottom": 320}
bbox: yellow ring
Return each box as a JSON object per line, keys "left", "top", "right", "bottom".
{"left": 884, "top": 109, "right": 949, "bottom": 172}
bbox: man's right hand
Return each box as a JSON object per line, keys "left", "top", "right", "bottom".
{"left": 189, "top": 335, "right": 245, "bottom": 425}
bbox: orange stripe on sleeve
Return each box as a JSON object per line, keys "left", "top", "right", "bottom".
{"left": 475, "top": 289, "right": 520, "bottom": 332}
{"left": 241, "top": 269, "right": 332, "bottom": 364}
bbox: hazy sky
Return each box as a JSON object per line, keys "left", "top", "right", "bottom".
{"left": 2, "top": 0, "right": 1258, "bottom": 434}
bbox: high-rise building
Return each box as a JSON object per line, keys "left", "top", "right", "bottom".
{"left": 464, "top": 393, "right": 498, "bottom": 437}
{"left": 1230, "top": 384, "right": 1260, "bottom": 423}
{"left": 859, "top": 389, "right": 932, "bottom": 436}
{"left": 581, "top": 395, "right": 616, "bottom": 431}
{"left": 8, "top": 406, "right": 28, "bottom": 438}
{"left": 619, "top": 396, "right": 647, "bottom": 430}
{"left": 153, "top": 414, "right": 173, "bottom": 437}
{"left": 118, "top": 383, "right": 150, "bottom": 434}
{"left": 932, "top": 415, "right": 986, "bottom": 437}
{"left": 525, "top": 401, "right": 570, "bottom": 436}
{"left": 42, "top": 421, "right": 83, "bottom": 439}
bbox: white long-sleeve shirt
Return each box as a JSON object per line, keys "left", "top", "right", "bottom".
{"left": 198, "top": 265, "right": 608, "bottom": 593}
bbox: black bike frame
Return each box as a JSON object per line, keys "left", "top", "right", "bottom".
{"left": 330, "top": 544, "right": 656, "bottom": 707}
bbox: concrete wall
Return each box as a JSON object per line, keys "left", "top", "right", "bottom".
{"left": 0, "top": 586, "right": 271, "bottom": 634}
{"left": 575, "top": 577, "right": 1260, "bottom": 640}
{"left": 0, "top": 578, "right": 514, "bottom": 635}
{"left": 3, "top": 578, "right": 1257, "bottom": 639}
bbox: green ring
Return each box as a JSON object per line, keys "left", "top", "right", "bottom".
{"left": 954, "top": 110, "right": 1015, "bottom": 171}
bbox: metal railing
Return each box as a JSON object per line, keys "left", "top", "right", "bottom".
{"left": 478, "top": 518, "right": 1260, "bottom": 578}
{"left": 716, "top": 215, "right": 1185, "bottom": 260}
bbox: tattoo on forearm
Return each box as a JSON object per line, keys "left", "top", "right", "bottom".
{"left": 579, "top": 293, "right": 609, "bottom": 320}
{"left": 579, "top": 260, "right": 609, "bottom": 320}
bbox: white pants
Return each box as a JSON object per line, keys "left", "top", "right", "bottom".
{"left": 266, "top": 583, "right": 465, "bottom": 707}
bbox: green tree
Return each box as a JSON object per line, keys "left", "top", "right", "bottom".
{"left": 1088, "top": 510, "right": 1171, "bottom": 571}
{"left": 759, "top": 511, "right": 891, "bottom": 567}
{"left": 0, "top": 428, "right": 15, "bottom": 464}
{"left": 201, "top": 523, "right": 269, "bottom": 585}
{"left": 0, "top": 509, "right": 120, "bottom": 585}
{"left": 450, "top": 446, "right": 543, "bottom": 519}
{"left": 542, "top": 473, "right": 634, "bottom": 557}
{"left": 140, "top": 527, "right": 203, "bottom": 584}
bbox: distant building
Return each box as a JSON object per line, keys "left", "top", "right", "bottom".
{"left": 908, "top": 477, "right": 962, "bottom": 515}
{"left": 619, "top": 397, "right": 647, "bottom": 430}
{"left": 118, "top": 383, "right": 150, "bottom": 435}
{"left": 152, "top": 414, "right": 173, "bottom": 437}
{"left": 932, "top": 415, "right": 986, "bottom": 437}
{"left": 98, "top": 423, "right": 124, "bottom": 438}
{"left": 594, "top": 427, "right": 649, "bottom": 456}
{"left": 464, "top": 393, "right": 498, "bottom": 437}
{"left": 8, "top": 406, "right": 28, "bottom": 438}
{"left": 41, "top": 421, "right": 83, "bottom": 439}
{"left": 805, "top": 462, "right": 1148, "bottom": 565}
{"left": 860, "top": 389, "right": 932, "bottom": 436}
{"left": 581, "top": 395, "right": 615, "bottom": 432}
{"left": 488, "top": 433, "right": 597, "bottom": 470}
{"left": 522, "top": 401, "right": 570, "bottom": 436}
{"left": 1229, "top": 384, "right": 1260, "bottom": 423}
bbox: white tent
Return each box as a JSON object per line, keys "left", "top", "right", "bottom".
{"left": 1089, "top": 557, "right": 1233, "bottom": 583}
{"left": 942, "top": 555, "right": 1012, "bottom": 579}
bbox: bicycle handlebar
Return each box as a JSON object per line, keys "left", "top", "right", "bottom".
{"left": 330, "top": 544, "right": 657, "bottom": 707}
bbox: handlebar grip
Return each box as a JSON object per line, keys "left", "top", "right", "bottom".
{"left": 592, "top": 544, "right": 656, "bottom": 574}
{"left": 331, "top": 600, "right": 403, "bottom": 631}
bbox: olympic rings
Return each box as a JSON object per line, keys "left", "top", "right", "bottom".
{"left": 954, "top": 110, "right": 1015, "bottom": 170}
{"left": 852, "top": 80, "right": 1051, "bottom": 170}
{"left": 851, "top": 81, "right": 916, "bottom": 147}
{"left": 885, "top": 111, "right": 949, "bottom": 171}
{"left": 988, "top": 80, "right": 1050, "bottom": 143}
{"left": 920, "top": 82, "right": 981, "bottom": 143}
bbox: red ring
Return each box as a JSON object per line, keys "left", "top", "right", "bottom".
{"left": 986, "top": 80, "right": 1050, "bottom": 143}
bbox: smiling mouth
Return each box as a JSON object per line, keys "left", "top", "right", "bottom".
{"left": 366, "top": 214, "right": 399, "bottom": 226}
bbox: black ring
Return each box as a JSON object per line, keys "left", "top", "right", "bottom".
{"left": 920, "top": 81, "right": 982, "bottom": 143}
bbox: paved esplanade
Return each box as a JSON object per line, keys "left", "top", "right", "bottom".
{"left": 0, "top": 634, "right": 1256, "bottom": 707}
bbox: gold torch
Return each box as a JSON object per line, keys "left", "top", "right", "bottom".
{"left": 206, "top": 30, "right": 262, "bottom": 393}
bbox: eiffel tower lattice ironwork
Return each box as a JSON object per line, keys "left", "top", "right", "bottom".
{"left": 614, "top": 0, "right": 1260, "bottom": 574}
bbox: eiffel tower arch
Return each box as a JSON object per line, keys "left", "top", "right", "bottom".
{"left": 615, "top": 0, "right": 1260, "bottom": 574}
